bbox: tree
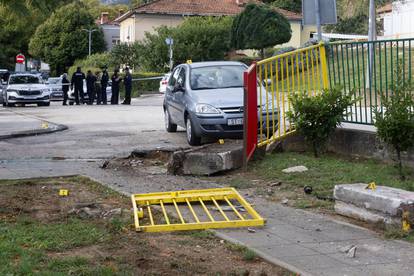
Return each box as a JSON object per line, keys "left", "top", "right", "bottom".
{"left": 374, "top": 63, "right": 414, "bottom": 180}
{"left": 111, "top": 42, "right": 140, "bottom": 69}
{"left": 0, "top": 0, "right": 72, "bottom": 69}
{"left": 29, "top": 1, "right": 105, "bottom": 75}
{"left": 138, "top": 16, "right": 233, "bottom": 72}
{"left": 230, "top": 3, "right": 292, "bottom": 59}
{"left": 271, "top": 0, "right": 301, "bottom": 13}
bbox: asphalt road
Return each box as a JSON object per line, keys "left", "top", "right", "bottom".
{"left": 0, "top": 95, "right": 189, "bottom": 161}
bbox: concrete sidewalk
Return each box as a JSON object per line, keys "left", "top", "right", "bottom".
{"left": 0, "top": 109, "right": 67, "bottom": 139}
{"left": 1, "top": 159, "right": 414, "bottom": 276}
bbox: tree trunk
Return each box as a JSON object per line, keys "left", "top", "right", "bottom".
{"left": 260, "top": 48, "right": 265, "bottom": 60}
{"left": 313, "top": 142, "right": 319, "bottom": 158}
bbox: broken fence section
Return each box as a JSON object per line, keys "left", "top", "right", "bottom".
{"left": 131, "top": 188, "right": 265, "bottom": 232}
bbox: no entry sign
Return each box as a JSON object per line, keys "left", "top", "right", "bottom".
{"left": 16, "top": 54, "right": 25, "bottom": 64}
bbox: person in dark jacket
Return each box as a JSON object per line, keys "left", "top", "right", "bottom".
{"left": 71, "top": 67, "right": 85, "bottom": 105}
{"left": 100, "top": 67, "right": 109, "bottom": 105}
{"left": 86, "top": 70, "right": 96, "bottom": 105}
{"left": 122, "top": 67, "right": 132, "bottom": 105}
{"left": 95, "top": 71, "right": 102, "bottom": 105}
{"left": 111, "top": 69, "right": 121, "bottom": 105}
{"left": 61, "top": 73, "right": 70, "bottom": 106}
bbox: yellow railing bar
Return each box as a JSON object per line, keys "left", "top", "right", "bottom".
{"left": 305, "top": 50, "right": 311, "bottom": 96}
{"left": 211, "top": 198, "right": 230, "bottom": 222}
{"left": 291, "top": 54, "right": 295, "bottom": 92}
{"left": 199, "top": 198, "right": 215, "bottom": 222}
{"left": 131, "top": 195, "right": 140, "bottom": 229}
{"left": 232, "top": 188, "right": 263, "bottom": 220}
{"left": 185, "top": 198, "right": 200, "bottom": 223}
{"left": 310, "top": 48, "right": 316, "bottom": 96}
{"left": 270, "top": 61, "right": 276, "bottom": 136}
{"left": 258, "top": 65, "right": 263, "bottom": 142}
{"left": 319, "top": 44, "right": 329, "bottom": 89}
{"left": 159, "top": 200, "right": 170, "bottom": 225}
{"left": 146, "top": 200, "right": 155, "bottom": 226}
{"left": 224, "top": 196, "right": 245, "bottom": 221}
{"left": 275, "top": 59, "right": 281, "bottom": 139}
{"left": 296, "top": 52, "right": 301, "bottom": 92}
{"left": 172, "top": 199, "right": 185, "bottom": 224}
{"left": 257, "top": 43, "right": 322, "bottom": 65}
{"left": 301, "top": 51, "right": 306, "bottom": 91}
{"left": 280, "top": 57, "right": 286, "bottom": 133}
{"left": 264, "top": 63, "right": 270, "bottom": 140}
{"left": 285, "top": 57, "right": 291, "bottom": 111}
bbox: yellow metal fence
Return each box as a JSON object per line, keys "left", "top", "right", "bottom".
{"left": 131, "top": 188, "right": 265, "bottom": 232}
{"left": 256, "top": 43, "right": 329, "bottom": 147}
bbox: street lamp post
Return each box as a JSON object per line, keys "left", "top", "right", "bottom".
{"left": 82, "top": 28, "right": 97, "bottom": 56}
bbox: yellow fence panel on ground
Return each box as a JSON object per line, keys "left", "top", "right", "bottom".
{"left": 131, "top": 188, "right": 265, "bottom": 232}
{"left": 256, "top": 43, "right": 329, "bottom": 147}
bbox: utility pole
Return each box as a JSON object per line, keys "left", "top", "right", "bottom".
{"left": 315, "top": 0, "right": 322, "bottom": 41}
{"left": 82, "top": 28, "right": 97, "bottom": 56}
{"left": 366, "top": 0, "right": 377, "bottom": 88}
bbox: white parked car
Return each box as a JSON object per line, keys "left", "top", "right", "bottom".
{"left": 159, "top": 73, "right": 171, "bottom": 93}
{"left": 47, "top": 77, "right": 64, "bottom": 101}
{"left": 0, "top": 73, "right": 51, "bottom": 107}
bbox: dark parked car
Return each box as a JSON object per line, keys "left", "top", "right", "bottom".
{"left": 163, "top": 61, "right": 276, "bottom": 146}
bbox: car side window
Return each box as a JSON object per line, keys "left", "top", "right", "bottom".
{"left": 169, "top": 67, "right": 181, "bottom": 87}
{"left": 177, "top": 67, "right": 186, "bottom": 87}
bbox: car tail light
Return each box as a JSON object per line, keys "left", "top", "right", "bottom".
{"left": 162, "top": 80, "right": 168, "bottom": 85}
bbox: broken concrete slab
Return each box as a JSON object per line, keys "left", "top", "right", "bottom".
{"left": 168, "top": 140, "right": 244, "bottom": 176}
{"left": 334, "top": 184, "right": 414, "bottom": 225}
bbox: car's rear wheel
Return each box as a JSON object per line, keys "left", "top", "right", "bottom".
{"left": 164, "top": 109, "right": 177, "bottom": 132}
{"left": 7, "top": 102, "right": 14, "bottom": 107}
{"left": 2, "top": 102, "right": 6, "bottom": 107}
{"left": 186, "top": 117, "right": 201, "bottom": 146}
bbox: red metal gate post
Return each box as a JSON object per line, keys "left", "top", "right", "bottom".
{"left": 243, "top": 63, "right": 258, "bottom": 168}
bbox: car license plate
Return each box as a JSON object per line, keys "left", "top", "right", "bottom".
{"left": 227, "top": 118, "right": 243, "bottom": 126}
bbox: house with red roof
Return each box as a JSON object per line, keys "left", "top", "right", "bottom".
{"left": 115, "top": 0, "right": 316, "bottom": 48}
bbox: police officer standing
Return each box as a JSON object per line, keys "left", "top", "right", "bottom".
{"left": 100, "top": 67, "right": 109, "bottom": 105}
{"left": 95, "top": 71, "right": 102, "bottom": 105}
{"left": 122, "top": 67, "right": 132, "bottom": 105}
{"left": 111, "top": 69, "right": 121, "bottom": 105}
{"left": 71, "top": 67, "right": 85, "bottom": 105}
{"left": 86, "top": 70, "right": 96, "bottom": 105}
{"left": 61, "top": 73, "right": 70, "bottom": 106}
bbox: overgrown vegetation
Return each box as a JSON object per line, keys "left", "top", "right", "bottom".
{"left": 374, "top": 64, "right": 414, "bottom": 180}
{"left": 231, "top": 3, "right": 292, "bottom": 59}
{"left": 287, "top": 86, "right": 357, "bottom": 157}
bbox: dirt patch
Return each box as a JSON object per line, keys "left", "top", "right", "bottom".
{"left": 0, "top": 176, "right": 290, "bottom": 275}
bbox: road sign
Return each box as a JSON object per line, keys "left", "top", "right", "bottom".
{"left": 165, "top": 37, "right": 174, "bottom": 46}
{"left": 16, "top": 54, "right": 25, "bottom": 64}
{"left": 303, "top": 0, "right": 337, "bottom": 25}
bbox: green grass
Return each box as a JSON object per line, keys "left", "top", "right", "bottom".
{"left": 0, "top": 218, "right": 116, "bottom": 275}
{"left": 225, "top": 243, "right": 258, "bottom": 261}
{"left": 250, "top": 152, "right": 414, "bottom": 198}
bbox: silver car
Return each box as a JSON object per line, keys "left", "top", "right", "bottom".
{"left": 1, "top": 73, "right": 51, "bottom": 107}
{"left": 163, "top": 61, "right": 275, "bottom": 146}
{"left": 47, "top": 77, "right": 64, "bottom": 101}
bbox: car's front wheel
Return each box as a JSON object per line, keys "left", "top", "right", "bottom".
{"left": 186, "top": 117, "right": 201, "bottom": 146}
{"left": 164, "top": 109, "right": 177, "bottom": 132}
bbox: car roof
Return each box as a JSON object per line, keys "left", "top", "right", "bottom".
{"left": 184, "top": 61, "right": 245, "bottom": 69}
{"left": 10, "top": 73, "right": 41, "bottom": 77}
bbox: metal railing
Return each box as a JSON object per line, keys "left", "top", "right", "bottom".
{"left": 254, "top": 43, "right": 329, "bottom": 148}
{"left": 326, "top": 38, "right": 414, "bottom": 125}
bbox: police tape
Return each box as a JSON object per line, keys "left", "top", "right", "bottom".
{"left": 49, "top": 76, "right": 164, "bottom": 87}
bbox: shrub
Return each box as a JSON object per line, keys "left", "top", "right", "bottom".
{"left": 68, "top": 53, "right": 113, "bottom": 76}
{"left": 287, "top": 87, "right": 356, "bottom": 157}
{"left": 374, "top": 64, "right": 414, "bottom": 180}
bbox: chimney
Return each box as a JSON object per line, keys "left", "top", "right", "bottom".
{"left": 100, "top": 12, "right": 109, "bottom": 25}
{"left": 235, "top": 0, "right": 244, "bottom": 7}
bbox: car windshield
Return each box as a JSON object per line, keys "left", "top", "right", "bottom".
{"left": 48, "top": 78, "right": 61, "bottom": 84}
{"left": 9, "top": 75, "right": 40, "bottom": 84}
{"left": 190, "top": 65, "right": 245, "bottom": 90}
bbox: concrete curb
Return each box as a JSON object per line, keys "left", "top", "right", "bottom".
{"left": 0, "top": 123, "right": 68, "bottom": 140}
